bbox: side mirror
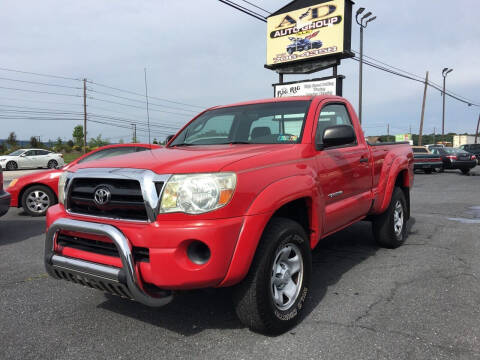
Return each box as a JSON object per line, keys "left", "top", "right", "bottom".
{"left": 318, "top": 125, "right": 356, "bottom": 149}
{"left": 20, "top": 153, "right": 26, "bottom": 157}
{"left": 165, "top": 135, "right": 175, "bottom": 144}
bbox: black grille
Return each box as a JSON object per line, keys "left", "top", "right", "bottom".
{"left": 67, "top": 178, "right": 161, "bottom": 221}
{"left": 57, "top": 233, "right": 149, "bottom": 262}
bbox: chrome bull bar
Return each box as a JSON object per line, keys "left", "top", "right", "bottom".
{"left": 45, "top": 218, "right": 173, "bottom": 307}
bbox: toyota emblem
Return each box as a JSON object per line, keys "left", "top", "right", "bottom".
{"left": 94, "top": 187, "right": 111, "bottom": 206}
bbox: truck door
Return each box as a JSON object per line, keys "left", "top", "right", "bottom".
{"left": 314, "top": 102, "right": 372, "bottom": 234}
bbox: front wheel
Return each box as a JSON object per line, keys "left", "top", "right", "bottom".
{"left": 21, "top": 185, "right": 56, "bottom": 216}
{"left": 6, "top": 161, "right": 17, "bottom": 171}
{"left": 232, "top": 218, "right": 311, "bottom": 334}
{"left": 373, "top": 187, "right": 408, "bottom": 248}
{"left": 461, "top": 168, "right": 470, "bottom": 175}
{"left": 424, "top": 169, "right": 433, "bottom": 174}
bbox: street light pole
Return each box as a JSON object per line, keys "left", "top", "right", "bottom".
{"left": 356, "top": 8, "right": 376, "bottom": 125}
{"left": 441, "top": 67, "right": 453, "bottom": 143}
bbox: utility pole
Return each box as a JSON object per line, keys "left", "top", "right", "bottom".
{"left": 132, "top": 124, "right": 137, "bottom": 143}
{"left": 418, "top": 71, "right": 429, "bottom": 146}
{"left": 83, "top": 78, "right": 87, "bottom": 154}
{"left": 433, "top": 127, "right": 436, "bottom": 144}
{"left": 475, "top": 114, "right": 480, "bottom": 144}
{"left": 387, "top": 123, "right": 390, "bottom": 142}
{"left": 356, "top": 8, "right": 376, "bottom": 125}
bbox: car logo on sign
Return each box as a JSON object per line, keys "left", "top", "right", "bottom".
{"left": 94, "top": 187, "right": 111, "bottom": 206}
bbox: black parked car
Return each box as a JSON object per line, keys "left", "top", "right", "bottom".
{"left": 0, "top": 167, "right": 11, "bottom": 217}
{"left": 431, "top": 147, "right": 477, "bottom": 174}
{"left": 459, "top": 144, "right": 480, "bottom": 162}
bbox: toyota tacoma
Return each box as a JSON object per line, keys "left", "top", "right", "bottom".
{"left": 45, "top": 96, "right": 414, "bottom": 334}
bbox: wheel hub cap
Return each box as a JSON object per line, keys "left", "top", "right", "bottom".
{"left": 271, "top": 242, "right": 304, "bottom": 311}
{"left": 393, "top": 200, "right": 404, "bottom": 236}
{"left": 26, "top": 191, "right": 50, "bottom": 213}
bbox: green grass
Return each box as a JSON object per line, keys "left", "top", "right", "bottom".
{"left": 62, "top": 152, "right": 83, "bottom": 164}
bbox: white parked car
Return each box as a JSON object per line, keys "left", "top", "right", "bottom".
{"left": 0, "top": 149, "right": 65, "bottom": 171}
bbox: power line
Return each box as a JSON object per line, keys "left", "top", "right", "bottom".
{"left": 0, "top": 76, "right": 83, "bottom": 90}
{"left": 88, "top": 88, "right": 197, "bottom": 113}
{"left": 351, "top": 50, "right": 479, "bottom": 105}
{"left": 0, "top": 86, "right": 81, "bottom": 98}
{"left": 86, "top": 80, "right": 205, "bottom": 109}
{"left": 218, "top": 0, "right": 267, "bottom": 22}
{"left": 0, "top": 67, "right": 81, "bottom": 81}
{"left": 88, "top": 96, "right": 196, "bottom": 116}
{"left": 352, "top": 57, "right": 480, "bottom": 107}
{"left": 238, "top": 0, "right": 271, "bottom": 14}
{"left": 0, "top": 96, "right": 83, "bottom": 107}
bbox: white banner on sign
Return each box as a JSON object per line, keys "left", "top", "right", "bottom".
{"left": 274, "top": 78, "right": 337, "bottom": 98}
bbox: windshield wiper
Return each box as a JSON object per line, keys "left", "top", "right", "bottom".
{"left": 217, "top": 141, "right": 252, "bottom": 145}
{"left": 172, "top": 143, "right": 196, "bottom": 147}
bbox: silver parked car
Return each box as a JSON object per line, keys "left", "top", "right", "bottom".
{"left": 0, "top": 149, "right": 65, "bottom": 171}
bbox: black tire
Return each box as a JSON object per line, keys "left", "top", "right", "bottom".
{"left": 47, "top": 160, "right": 58, "bottom": 169}
{"left": 424, "top": 169, "right": 433, "bottom": 174}
{"left": 373, "top": 187, "right": 408, "bottom": 249}
{"left": 6, "top": 161, "right": 17, "bottom": 171}
{"left": 461, "top": 168, "right": 470, "bottom": 175}
{"left": 21, "top": 185, "right": 56, "bottom": 216}
{"left": 287, "top": 48, "right": 294, "bottom": 55}
{"left": 232, "top": 217, "right": 312, "bottom": 335}
{"left": 438, "top": 166, "right": 445, "bottom": 173}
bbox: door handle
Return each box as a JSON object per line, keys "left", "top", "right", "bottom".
{"left": 359, "top": 157, "right": 369, "bottom": 163}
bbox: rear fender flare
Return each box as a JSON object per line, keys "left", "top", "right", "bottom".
{"left": 374, "top": 156, "right": 411, "bottom": 214}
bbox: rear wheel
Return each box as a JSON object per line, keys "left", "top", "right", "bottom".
{"left": 6, "top": 161, "right": 17, "bottom": 171}
{"left": 47, "top": 160, "right": 58, "bottom": 169}
{"left": 21, "top": 185, "right": 56, "bottom": 216}
{"left": 232, "top": 218, "right": 311, "bottom": 334}
{"left": 461, "top": 168, "right": 470, "bottom": 174}
{"left": 424, "top": 169, "right": 432, "bottom": 174}
{"left": 373, "top": 187, "right": 408, "bottom": 248}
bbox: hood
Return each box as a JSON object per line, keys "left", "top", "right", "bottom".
{"left": 70, "top": 144, "right": 300, "bottom": 174}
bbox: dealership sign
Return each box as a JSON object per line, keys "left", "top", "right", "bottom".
{"left": 266, "top": 0, "right": 353, "bottom": 69}
{"left": 274, "top": 77, "right": 341, "bottom": 97}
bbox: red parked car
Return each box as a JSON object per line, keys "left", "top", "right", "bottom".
{"left": 7, "top": 143, "right": 160, "bottom": 216}
{"left": 45, "top": 96, "right": 413, "bottom": 334}
{"left": 0, "top": 166, "right": 11, "bottom": 217}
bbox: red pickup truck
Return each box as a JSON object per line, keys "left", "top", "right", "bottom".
{"left": 44, "top": 96, "right": 414, "bottom": 334}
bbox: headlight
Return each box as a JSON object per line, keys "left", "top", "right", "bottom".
{"left": 58, "top": 171, "right": 69, "bottom": 205}
{"left": 160, "top": 173, "right": 236, "bottom": 214}
{"left": 8, "top": 179, "right": 18, "bottom": 188}
{"left": 0, "top": 159, "right": 6, "bottom": 162}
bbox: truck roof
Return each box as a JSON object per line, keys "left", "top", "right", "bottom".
{"left": 211, "top": 95, "right": 345, "bottom": 111}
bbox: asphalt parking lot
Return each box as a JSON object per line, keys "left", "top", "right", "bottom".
{"left": 1, "top": 168, "right": 479, "bottom": 360}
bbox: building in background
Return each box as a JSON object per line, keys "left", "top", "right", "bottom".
{"left": 453, "top": 135, "right": 476, "bottom": 148}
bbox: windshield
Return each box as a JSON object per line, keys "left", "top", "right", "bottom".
{"left": 170, "top": 101, "right": 310, "bottom": 146}
{"left": 8, "top": 149, "right": 25, "bottom": 156}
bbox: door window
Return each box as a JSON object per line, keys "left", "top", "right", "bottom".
{"left": 316, "top": 103, "right": 356, "bottom": 145}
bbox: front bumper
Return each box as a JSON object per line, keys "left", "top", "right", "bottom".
{"left": 45, "top": 218, "right": 173, "bottom": 307}
{"left": 44, "top": 204, "right": 266, "bottom": 306}
{"left": 0, "top": 190, "right": 11, "bottom": 217}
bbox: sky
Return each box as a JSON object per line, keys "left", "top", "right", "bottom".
{"left": 0, "top": 0, "right": 479, "bottom": 143}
